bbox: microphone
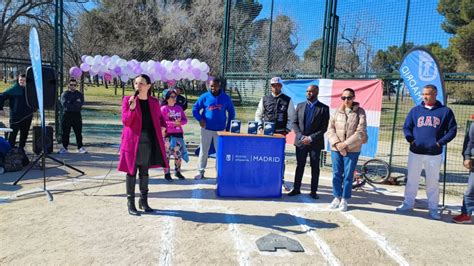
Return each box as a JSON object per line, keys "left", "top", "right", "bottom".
{"left": 130, "top": 90, "right": 139, "bottom": 106}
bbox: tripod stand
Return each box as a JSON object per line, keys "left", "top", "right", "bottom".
{"left": 13, "top": 126, "right": 85, "bottom": 201}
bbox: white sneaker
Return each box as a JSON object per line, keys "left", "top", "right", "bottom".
{"left": 328, "top": 197, "right": 341, "bottom": 209}
{"left": 58, "top": 147, "right": 68, "bottom": 154}
{"left": 396, "top": 202, "right": 413, "bottom": 212}
{"left": 194, "top": 173, "right": 204, "bottom": 180}
{"left": 429, "top": 209, "right": 441, "bottom": 220}
{"left": 78, "top": 147, "right": 88, "bottom": 154}
{"left": 338, "top": 199, "right": 348, "bottom": 212}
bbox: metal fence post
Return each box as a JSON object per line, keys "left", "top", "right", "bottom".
{"left": 388, "top": 80, "right": 403, "bottom": 172}
{"left": 220, "top": 0, "right": 231, "bottom": 78}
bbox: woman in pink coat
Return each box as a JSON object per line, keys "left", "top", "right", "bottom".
{"left": 118, "top": 74, "right": 169, "bottom": 216}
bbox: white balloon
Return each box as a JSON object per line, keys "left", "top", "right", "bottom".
{"left": 118, "top": 59, "right": 127, "bottom": 67}
{"left": 178, "top": 60, "right": 187, "bottom": 69}
{"left": 111, "top": 55, "right": 120, "bottom": 63}
{"left": 91, "top": 64, "right": 100, "bottom": 72}
{"left": 199, "top": 73, "right": 208, "bottom": 81}
{"left": 164, "top": 61, "right": 172, "bottom": 70}
{"left": 85, "top": 56, "right": 94, "bottom": 65}
{"left": 94, "top": 55, "right": 103, "bottom": 64}
{"left": 191, "top": 59, "right": 200, "bottom": 68}
{"left": 107, "top": 61, "right": 116, "bottom": 69}
{"left": 120, "top": 75, "right": 128, "bottom": 82}
{"left": 198, "top": 62, "right": 207, "bottom": 71}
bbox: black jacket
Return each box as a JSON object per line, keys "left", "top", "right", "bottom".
{"left": 292, "top": 100, "right": 330, "bottom": 150}
{"left": 0, "top": 83, "right": 34, "bottom": 123}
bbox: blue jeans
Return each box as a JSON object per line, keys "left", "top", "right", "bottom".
{"left": 461, "top": 171, "right": 474, "bottom": 215}
{"left": 331, "top": 151, "right": 361, "bottom": 199}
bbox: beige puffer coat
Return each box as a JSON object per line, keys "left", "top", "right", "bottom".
{"left": 326, "top": 102, "right": 368, "bottom": 152}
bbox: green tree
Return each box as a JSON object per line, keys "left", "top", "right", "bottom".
{"left": 438, "top": 0, "right": 474, "bottom": 70}
{"left": 371, "top": 43, "right": 414, "bottom": 73}
{"left": 300, "top": 38, "right": 322, "bottom": 74}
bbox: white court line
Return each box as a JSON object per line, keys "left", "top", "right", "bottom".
{"left": 341, "top": 212, "right": 409, "bottom": 266}
{"left": 158, "top": 215, "right": 176, "bottom": 266}
{"left": 289, "top": 209, "right": 341, "bottom": 266}
{"left": 295, "top": 180, "right": 410, "bottom": 266}
{"left": 189, "top": 184, "right": 252, "bottom": 266}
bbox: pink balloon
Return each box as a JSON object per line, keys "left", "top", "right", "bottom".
{"left": 167, "top": 80, "right": 176, "bottom": 86}
{"left": 104, "top": 73, "right": 112, "bottom": 81}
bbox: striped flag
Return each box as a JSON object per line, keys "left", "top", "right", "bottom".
{"left": 282, "top": 79, "right": 383, "bottom": 158}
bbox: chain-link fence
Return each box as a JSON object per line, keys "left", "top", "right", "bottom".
{"left": 222, "top": 0, "right": 474, "bottom": 198}
{"left": 1, "top": 0, "right": 473, "bottom": 197}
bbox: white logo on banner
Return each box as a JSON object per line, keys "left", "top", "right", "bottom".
{"left": 418, "top": 51, "right": 438, "bottom": 82}
{"left": 226, "top": 154, "right": 231, "bottom": 161}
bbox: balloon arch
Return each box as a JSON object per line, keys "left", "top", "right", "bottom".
{"left": 69, "top": 55, "right": 212, "bottom": 85}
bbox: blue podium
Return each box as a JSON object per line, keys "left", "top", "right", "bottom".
{"left": 216, "top": 132, "right": 285, "bottom": 198}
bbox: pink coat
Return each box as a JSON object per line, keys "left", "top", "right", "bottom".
{"left": 117, "top": 96, "right": 169, "bottom": 174}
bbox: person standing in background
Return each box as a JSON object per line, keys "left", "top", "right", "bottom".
{"left": 288, "top": 85, "right": 329, "bottom": 199}
{"left": 59, "top": 78, "right": 87, "bottom": 154}
{"left": 0, "top": 74, "right": 34, "bottom": 149}
{"left": 397, "top": 84, "right": 457, "bottom": 220}
{"left": 192, "top": 78, "right": 235, "bottom": 180}
{"left": 255, "top": 76, "right": 295, "bottom": 191}
{"left": 452, "top": 122, "right": 473, "bottom": 224}
{"left": 161, "top": 89, "right": 189, "bottom": 181}
{"left": 326, "top": 88, "right": 368, "bottom": 212}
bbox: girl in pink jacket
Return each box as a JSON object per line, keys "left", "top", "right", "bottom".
{"left": 118, "top": 74, "right": 169, "bottom": 216}
{"left": 161, "top": 89, "right": 188, "bottom": 180}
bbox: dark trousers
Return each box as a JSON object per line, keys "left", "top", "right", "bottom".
{"left": 293, "top": 146, "right": 321, "bottom": 193}
{"left": 62, "top": 112, "right": 83, "bottom": 149}
{"left": 9, "top": 115, "right": 33, "bottom": 149}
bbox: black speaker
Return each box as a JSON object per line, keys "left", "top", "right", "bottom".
{"left": 33, "top": 126, "right": 54, "bottom": 155}
{"left": 25, "top": 66, "right": 57, "bottom": 110}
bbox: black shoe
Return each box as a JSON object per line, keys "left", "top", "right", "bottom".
{"left": 127, "top": 197, "right": 140, "bottom": 216}
{"left": 174, "top": 172, "right": 186, "bottom": 180}
{"left": 164, "top": 173, "right": 173, "bottom": 182}
{"left": 287, "top": 190, "right": 301, "bottom": 196}
{"left": 138, "top": 197, "right": 154, "bottom": 213}
{"left": 309, "top": 192, "right": 319, "bottom": 199}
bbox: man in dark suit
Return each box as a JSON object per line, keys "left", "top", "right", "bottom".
{"left": 288, "top": 85, "right": 329, "bottom": 199}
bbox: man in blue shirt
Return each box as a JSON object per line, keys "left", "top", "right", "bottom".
{"left": 192, "top": 78, "right": 235, "bottom": 179}
{"left": 397, "top": 84, "right": 457, "bottom": 220}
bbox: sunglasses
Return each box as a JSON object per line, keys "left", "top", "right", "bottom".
{"left": 341, "top": 96, "right": 354, "bottom": 101}
{"left": 169, "top": 95, "right": 177, "bottom": 98}
{"left": 69, "top": 84, "right": 77, "bottom": 87}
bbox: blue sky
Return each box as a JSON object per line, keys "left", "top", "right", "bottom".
{"left": 255, "top": 0, "right": 452, "bottom": 57}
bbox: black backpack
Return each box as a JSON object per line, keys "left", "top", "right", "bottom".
{"left": 3, "top": 147, "right": 30, "bottom": 172}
